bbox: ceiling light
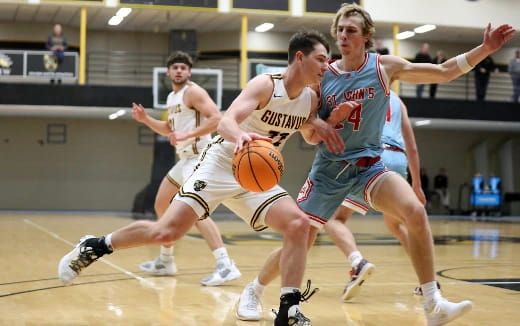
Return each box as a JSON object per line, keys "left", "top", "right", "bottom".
{"left": 108, "top": 109, "right": 126, "bottom": 120}
{"left": 255, "top": 23, "right": 274, "bottom": 33}
{"left": 415, "top": 119, "right": 431, "bottom": 126}
{"left": 414, "top": 24, "right": 436, "bottom": 34}
{"left": 396, "top": 31, "right": 415, "bottom": 40}
{"left": 108, "top": 15, "right": 124, "bottom": 26}
{"left": 116, "top": 8, "right": 132, "bottom": 17}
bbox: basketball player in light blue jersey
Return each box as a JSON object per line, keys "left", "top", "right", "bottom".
{"left": 323, "top": 90, "right": 428, "bottom": 301}
{"left": 296, "top": 4, "right": 514, "bottom": 326}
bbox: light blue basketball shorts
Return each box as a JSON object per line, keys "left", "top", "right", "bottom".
{"left": 297, "top": 156, "right": 393, "bottom": 228}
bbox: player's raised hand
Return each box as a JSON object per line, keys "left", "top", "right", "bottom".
{"left": 482, "top": 23, "right": 516, "bottom": 53}
{"left": 131, "top": 102, "right": 148, "bottom": 123}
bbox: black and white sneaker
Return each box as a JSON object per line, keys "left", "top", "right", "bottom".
{"left": 273, "top": 280, "right": 318, "bottom": 326}
{"left": 58, "top": 235, "right": 112, "bottom": 285}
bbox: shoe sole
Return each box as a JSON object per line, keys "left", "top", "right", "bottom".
{"left": 200, "top": 271, "right": 242, "bottom": 286}
{"left": 139, "top": 267, "right": 177, "bottom": 276}
{"left": 342, "top": 263, "right": 376, "bottom": 301}
{"left": 58, "top": 251, "right": 77, "bottom": 285}
{"left": 427, "top": 301, "right": 473, "bottom": 326}
{"left": 236, "top": 311, "right": 261, "bottom": 321}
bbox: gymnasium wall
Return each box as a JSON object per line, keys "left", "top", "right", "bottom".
{"left": 0, "top": 115, "right": 518, "bottom": 212}
{"left": 0, "top": 117, "right": 153, "bottom": 211}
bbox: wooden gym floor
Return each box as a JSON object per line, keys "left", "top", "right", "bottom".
{"left": 0, "top": 212, "right": 519, "bottom": 326}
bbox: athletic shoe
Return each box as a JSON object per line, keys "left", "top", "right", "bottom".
{"left": 342, "top": 259, "right": 375, "bottom": 301}
{"left": 425, "top": 297, "right": 473, "bottom": 326}
{"left": 200, "top": 260, "right": 241, "bottom": 286}
{"left": 236, "top": 282, "right": 262, "bottom": 321}
{"left": 273, "top": 280, "right": 318, "bottom": 326}
{"left": 58, "top": 235, "right": 112, "bottom": 285}
{"left": 140, "top": 256, "right": 177, "bottom": 275}
{"left": 414, "top": 281, "right": 442, "bottom": 296}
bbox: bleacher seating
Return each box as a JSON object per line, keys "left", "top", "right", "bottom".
{"left": 400, "top": 72, "right": 514, "bottom": 102}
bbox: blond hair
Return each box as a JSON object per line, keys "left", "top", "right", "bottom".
{"left": 330, "top": 3, "right": 375, "bottom": 50}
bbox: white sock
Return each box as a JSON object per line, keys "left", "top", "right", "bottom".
{"left": 160, "top": 245, "right": 174, "bottom": 263}
{"left": 348, "top": 251, "right": 363, "bottom": 268}
{"left": 213, "top": 247, "right": 231, "bottom": 265}
{"left": 104, "top": 233, "right": 113, "bottom": 251}
{"left": 252, "top": 277, "right": 265, "bottom": 297}
{"left": 421, "top": 281, "right": 441, "bottom": 304}
{"left": 281, "top": 287, "right": 299, "bottom": 296}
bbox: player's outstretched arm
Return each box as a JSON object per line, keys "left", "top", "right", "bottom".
{"left": 131, "top": 102, "right": 171, "bottom": 136}
{"left": 388, "top": 23, "right": 515, "bottom": 85}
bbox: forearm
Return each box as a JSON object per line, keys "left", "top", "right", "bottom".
{"left": 407, "top": 147, "right": 421, "bottom": 189}
{"left": 141, "top": 116, "right": 171, "bottom": 136}
{"left": 217, "top": 115, "right": 244, "bottom": 143}
{"left": 185, "top": 116, "right": 219, "bottom": 139}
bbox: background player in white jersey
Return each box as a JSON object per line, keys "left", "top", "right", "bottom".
{"left": 323, "top": 90, "right": 427, "bottom": 301}
{"left": 131, "top": 52, "right": 241, "bottom": 286}
{"left": 58, "top": 31, "right": 344, "bottom": 326}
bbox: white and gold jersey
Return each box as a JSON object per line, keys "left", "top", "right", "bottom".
{"left": 236, "top": 74, "right": 312, "bottom": 151}
{"left": 166, "top": 81, "right": 212, "bottom": 157}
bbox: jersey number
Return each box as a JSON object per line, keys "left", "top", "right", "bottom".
{"left": 268, "top": 130, "right": 289, "bottom": 147}
{"left": 346, "top": 104, "right": 363, "bottom": 131}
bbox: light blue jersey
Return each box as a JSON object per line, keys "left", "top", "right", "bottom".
{"left": 381, "top": 91, "right": 405, "bottom": 150}
{"left": 297, "top": 52, "right": 395, "bottom": 226}
{"left": 318, "top": 53, "right": 390, "bottom": 162}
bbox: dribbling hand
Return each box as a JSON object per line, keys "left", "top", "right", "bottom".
{"left": 234, "top": 133, "right": 272, "bottom": 154}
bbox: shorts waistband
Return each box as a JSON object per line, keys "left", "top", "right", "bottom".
{"left": 383, "top": 143, "right": 405, "bottom": 153}
{"left": 343, "top": 156, "right": 381, "bottom": 168}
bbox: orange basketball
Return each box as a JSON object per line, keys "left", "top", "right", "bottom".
{"left": 232, "top": 139, "right": 285, "bottom": 192}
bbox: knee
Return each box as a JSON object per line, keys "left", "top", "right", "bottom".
{"left": 150, "top": 225, "right": 180, "bottom": 244}
{"left": 403, "top": 203, "right": 428, "bottom": 231}
{"left": 282, "top": 212, "right": 310, "bottom": 241}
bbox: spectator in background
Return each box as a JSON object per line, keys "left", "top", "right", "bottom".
{"left": 434, "top": 167, "right": 450, "bottom": 212}
{"left": 375, "top": 39, "right": 389, "bottom": 55}
{"left": 474, "top": 55, "right": 498, "bottom": 101}
{"left": 46, "top": 23, "right": 67, "bottom": 65}
{"left": 429, "top": 50, "right": 447, "bottom": 98}
{"left": 420, "top": 167, "right": 430, "bottom": 200}
{"left": 508, "top": 49, "right": 520, "bottom": 103}
{"left": 413, "top": 43, "right": 432, "bottom": 98}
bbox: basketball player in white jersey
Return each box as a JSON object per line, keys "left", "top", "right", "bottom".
{"left": 131, "top": 51, "right": 241, "bottom": 286}
{"left": 58, "top": 31, "right": 345, "bottom": 326}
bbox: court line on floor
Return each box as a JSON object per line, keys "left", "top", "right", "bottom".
{"left": 23, "top": 218, "right": 155, "bottom": 288}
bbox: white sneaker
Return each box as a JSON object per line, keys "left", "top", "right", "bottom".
{"left": 200, "top": 260, "right": 241, "bottom": 286}
{"left": 139, "top": 256, "right": 177, "bottom": 275}
{"left": 236, "top": 282, "right": 261, "bottom": 321}
{"left": 425, "top": 297, "right": 473, "bottom": 326}
{"left": 58, "top": 235, "right": 99, "bottom": 285}
{"left": 342, "top": 259, "right": 376, "bottom": 301}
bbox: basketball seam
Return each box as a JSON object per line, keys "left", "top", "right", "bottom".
{"left": 246, "top": 145, "right": 264, "bottom": 192}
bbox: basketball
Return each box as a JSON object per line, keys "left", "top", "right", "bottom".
{"left": 232, "top": 139, "right": 285, "bottom": 192}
